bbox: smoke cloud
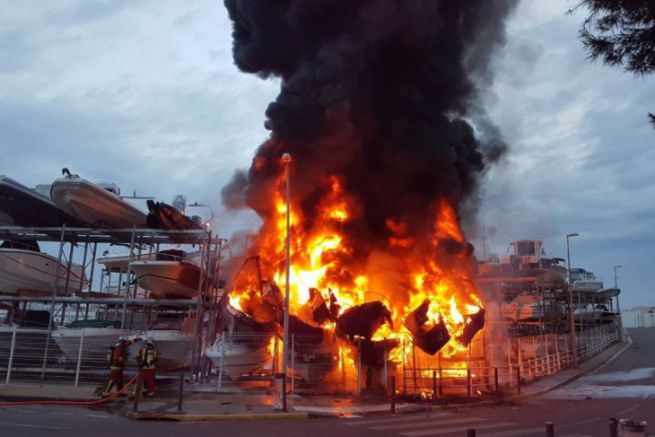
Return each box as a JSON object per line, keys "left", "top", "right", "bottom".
{"left": 222, "top": 0, "right": 517, "bottom": 258}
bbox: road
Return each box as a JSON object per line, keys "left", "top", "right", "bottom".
{"left": 1, "top": 328, "right": 653, "bottom": 437}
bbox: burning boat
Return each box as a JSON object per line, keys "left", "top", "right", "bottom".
{"left": 214, "top": 0, "right": 524, "bottom": 389}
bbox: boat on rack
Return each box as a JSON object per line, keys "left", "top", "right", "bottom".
{"left": 570, "top": 268, "right": 604, "bottom": 292}
{"left": 0, "top": 175, "right": 84, "bottom": 227}
{"left": 50, "top": 169, "right": 147, "bottom": 228}
{"left": 53, "top": 316, "right": 195, "bottom": 368}
{"left": 0, "top": 240, "right": 85, "bottom": 295}
{"left": 146, "top": 200, "right": 202, "bottom": 231}
{"left": 501, "top": 294, "right": 566, "bottom": 322}
{"left": 129, "top": 249, "right": 202, "bottom": 299}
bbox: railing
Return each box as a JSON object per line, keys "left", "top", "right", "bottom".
{"left": 0, "top": 321, "right": 620, "bottom": 399}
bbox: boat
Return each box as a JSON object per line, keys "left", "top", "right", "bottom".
{"left": 0, "top": 240, "right": 85, "bottom": 295}
{"left": 97, "top": 252, "right": 157, "bottom": 273}
{"left": 50, "top": 169, "right": 147, "bottom": 228}
{"left": 129, "top": 249, "right": 202, "bottom": 299}
{"left": 501, "top": 294, "right": 566, "bottom": 322}
{"left": 570, "top": 268, "right": 604, "bottom": 291}
{"left": 146, "top": 200, "right": 202, "bottom": 231}
{"left": 0, "top": 175, "right": 84, "bottom": 227}
{"left": 205, "top": 332, "right": 273, "bottom": 378}
{"left": 53, "top": 316, "right": 195, "bottom": 368}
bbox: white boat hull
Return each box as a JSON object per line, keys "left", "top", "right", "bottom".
{"left": 51, "top": 176, "right": 146, "bottom": 228}
{"left": 205, "top": 336, "right": 272, "bottom": 378}
{"left": 53, "top": 327, "right": 194, "bottom": 367}
{"left": 0, "top": 249, "right": 84, "bottom": 295}
{"left": 130, "top": 260, "right": 200, "bottom": 299}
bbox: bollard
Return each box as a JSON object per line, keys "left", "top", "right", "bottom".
{"left": 609, "top": 417, "right": 618, "bottom": 437}
{"left": 466, "top": 428, "right": 476, "bottom": 437}
{"left": 132, "top": 375, "right": 142, "bottom": 413}
{"left": 545, "top": 421, "right": 554, "bottom": 437}
{"left": 390, "top": 375, "right": 396, "bottom": 413}
{"left": 617, "top": 419, "right": 647, "bottom": 436}
{"left": 177, "top": 373, "right": 184, "bottom": 412}
{"left": 432, "top": 370, "right": 437, "bottom": 402}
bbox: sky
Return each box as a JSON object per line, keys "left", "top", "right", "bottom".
{"left": 1, "top": 1, "right": 653, "bottom": 308}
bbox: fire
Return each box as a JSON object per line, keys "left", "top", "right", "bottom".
{"left": 229, "top": 164, "right": 485, "bottom": 371}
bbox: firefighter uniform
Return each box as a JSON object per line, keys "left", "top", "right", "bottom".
{"left": 102, "top": 338, "right": 136, "bottom": 397}
{"left": 136, "top": 339, "right": 160, "bottom": 398}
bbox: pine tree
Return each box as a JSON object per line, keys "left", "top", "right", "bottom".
{"left": 575, "top": 0, "right": 655, "bottom": 127}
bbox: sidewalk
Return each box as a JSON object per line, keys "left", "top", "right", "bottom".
{"left": 510, "top": 336, "right": 632, "bottom": 399}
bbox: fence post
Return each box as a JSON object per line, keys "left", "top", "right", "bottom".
{"left": 545, "top": 421, "right": 554, "bottom": 437}
{"left": 132, "top": 375, "right": 142, "bottom": 413}
{"left": 74, "top": 330, "right": 85, "bottom": 387}
{"left": 217, "top": 333, "right": 224, "bottom": 392}
{"left": 357, "top": 339, "right": 362, "bottom": 395}
{"left": 177, "top": 373, "right": 184, "bottom": 412}
{"left": 438, "top": 367, "right": 443, "bottom": 397}
{"left": 432, "top": 370, "right": 437, "bottom": 402}
{"left": 402, "top": 338, "right": 407, "bottom": 395}
{"left": 291, "top": 334, "right": 295, "bottom": 395}
{"left": 5, "top": 325, "right": 17, "bottom": 384}
{"left": 383, "top": 342, "right": 388, "bottom": 390}
{"left": 494, "top": 367, "right": 499, "bottom": 394}
{"left": 390, "top": 375, "right": 396, "bottom": 413}
{"left": 467, "top": 369, "right": 472, "bottom": 398}
{"left": 516, "top": 366, "right": 521, "bottom": 394}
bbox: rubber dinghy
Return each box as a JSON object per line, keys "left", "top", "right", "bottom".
{"left": 50, "top": 168, "right": 147, "bottom": 229}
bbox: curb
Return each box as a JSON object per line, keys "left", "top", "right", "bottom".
{"left": 130, "top": 412, "right": 309, "bottom": 421}
{"left": 507, "top": 333, "right": 633, "bottom": 401}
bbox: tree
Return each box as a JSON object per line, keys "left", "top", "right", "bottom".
{"left": 574, "top": 0, "right": 655, "bottom": 127}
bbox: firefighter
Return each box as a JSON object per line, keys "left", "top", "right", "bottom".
{"left": 135, "top": 337, "right": 160, "bottom": 398}
{"left": 101, "top": 336, "right": 138, "bottom": 398}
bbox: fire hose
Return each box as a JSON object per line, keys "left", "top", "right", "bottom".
{"left": 0, "top": 375, "right": 138, "bottom": 408}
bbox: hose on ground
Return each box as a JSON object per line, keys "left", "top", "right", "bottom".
{"left": 0, "top": 375, "right": 138, "bottom": 408}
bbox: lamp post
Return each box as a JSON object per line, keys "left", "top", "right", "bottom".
{"left": 566, "top": 232, "right": 579, "bottom": 367}
{"left": 613, "top": 265, "right": 623, "bottom": 340}
{"left": 280, "top": 152, "right": 292, "bottom": 412}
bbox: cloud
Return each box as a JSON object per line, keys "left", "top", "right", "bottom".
{"left": 0, "top": 0, "right": 652, "bottom": 307}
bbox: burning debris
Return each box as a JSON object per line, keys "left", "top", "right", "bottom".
{"left": 456, "top": 308, "right": 486, "bottom": 346}
{"left": 335, "top": 301, "right": 392, "bottom": 342}
{"left": 404, "top": 299, "right": 451, "bottom": 355}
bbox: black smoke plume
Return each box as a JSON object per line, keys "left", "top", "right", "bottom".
{"left": 222, "top": 0, "right": 516, "bottom": 259}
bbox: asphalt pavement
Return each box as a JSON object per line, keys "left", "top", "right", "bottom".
{"left": 1, "top": 328, "right": 653, "bottom": 437}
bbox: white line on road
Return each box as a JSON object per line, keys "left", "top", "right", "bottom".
{"left": 3, "top": 422, "right": 69, "bottom": 430}
{"left": 478, "top": 428, "right": 545, "bottom": 437}
{"left": 371, "top": 416, "right": 485, "bottom": 431}
{"left": 346, "top": 413, "right": 454, "bottom": 426}
{"left": 401, "top": 421, "right": 516, "bottom": 436}
{"left": 85, "top": 413, "right": 111, "bottom": 419}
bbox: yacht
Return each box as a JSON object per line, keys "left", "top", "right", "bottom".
{"left": 129, "top": 249, "right": 202, "bottom": 299}
{"left": 0, "top": 240, "right": 85, "bottom": 295}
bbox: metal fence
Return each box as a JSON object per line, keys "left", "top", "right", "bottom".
{"left": 0, "top": 322, "right": 620, "bottom": 399}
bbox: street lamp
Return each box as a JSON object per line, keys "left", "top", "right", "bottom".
{"left": 280, "top": 152, "right": 292, "bottom": 412}
{"left": 566, "top": 232, "right": 579, "bottom": 367}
